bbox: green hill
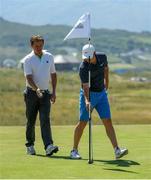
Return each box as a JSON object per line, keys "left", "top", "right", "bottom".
{"left": 0, "top": 18, "right": 151, "bottom": 70}
{"left": 0, "top": 19, "right": 151, "bottom": 125}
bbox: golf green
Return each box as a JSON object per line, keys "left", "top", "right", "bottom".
{"left": 0, "top": 125, "right": 151, "bottom": 179}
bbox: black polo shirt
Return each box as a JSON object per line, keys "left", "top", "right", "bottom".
{"left": 79, "top": 52, "right": 108, "bottom": 92}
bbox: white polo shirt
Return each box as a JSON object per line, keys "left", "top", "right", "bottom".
{"left": 23, "top": 50, "right": 56, "bottom": 90}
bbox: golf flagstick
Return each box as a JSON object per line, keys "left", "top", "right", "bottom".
{"left": 63, "top": 12, "right": 93, "bottom": 164}
{"left": 88, "top": 38, "right": 93, "bottom": 164}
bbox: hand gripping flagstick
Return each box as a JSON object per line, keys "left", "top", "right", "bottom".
{"left": 64, "top": 13, "right": 93, "bottom": 164}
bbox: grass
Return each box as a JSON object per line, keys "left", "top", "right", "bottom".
{"left": 0, "top": 68, "right": 151, "bottom": 125}
{"left": 109, "top": 63, "right": 135, "bottom": 71}
{"left": 0, "top": 125, "right": 151, "bottom": 179}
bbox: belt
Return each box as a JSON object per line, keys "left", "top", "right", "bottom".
{"left": 27, "top": 86, "right": 48, "bottom": 93}
{"left": 81, "top": 88, "right": 103, "bottom": 92}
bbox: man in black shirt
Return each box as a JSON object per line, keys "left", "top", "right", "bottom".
{"left": 70, "top": 44, "right": 128, "bottom": 159}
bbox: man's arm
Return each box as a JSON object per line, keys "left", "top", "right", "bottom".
{"left": 26, "top": 75, "right": 38, "bottom": 90}
{"left": 50, "top": 72, "right": 57, "bottom": 103}
{"left": 104, "top": 65, "right": 109, "bottom": 90}
{"left": 26, "top": 74, "right": 43, "bottom": 98}
{"left": 82, "top": 83, "right": 90, "bottom": 111}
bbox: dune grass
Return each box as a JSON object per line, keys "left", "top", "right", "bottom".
{"left": 0, "top": 69, "right": 151, "bottom": 125}
{"left": 0, "top": 125, "right": 151, "bottom": 179}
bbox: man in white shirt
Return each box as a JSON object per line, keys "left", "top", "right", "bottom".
{"left": 23, "top": 35, "right": 58, "bottom": 156}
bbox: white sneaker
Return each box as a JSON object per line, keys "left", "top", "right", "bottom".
{"left": 46, "top": 144, "right": 59, "bottom": 156}
{"left": 27, "top": 146, "right": 36, "bottom": 155}
{"left": 115, "top": 147, "right": 128, "bottom": 159}
{"left": 70, "top": 149, "right": 81, "bottom": 159}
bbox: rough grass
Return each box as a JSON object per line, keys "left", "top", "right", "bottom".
{"left": 0, "top": 125, "right": 151, "bottom": 179}
{"left": 0, "top": 68, "right": 151, "bottom": 125}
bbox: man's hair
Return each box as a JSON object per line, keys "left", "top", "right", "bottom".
{"left": 30, "top": 35, "right": 44, "bottom": 46}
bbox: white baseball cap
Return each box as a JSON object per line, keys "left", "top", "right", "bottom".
{"left": 82, "top": 44, "right": 95, "bottom": 59}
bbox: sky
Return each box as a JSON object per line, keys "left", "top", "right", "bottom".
{"left": 0, "top": 0, "right": 151, "bottom": 32}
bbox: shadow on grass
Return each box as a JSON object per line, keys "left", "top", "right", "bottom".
{"left": 102, "top": 168, "right": 138, "bottom": 174}
{"left": 36, "top": 154, "right": 140, "bottom": 167}
{"left": 94, "top": 159, "right": 140, "bottom": 167}
{"left": 36, "top": 154, "right": 140, "bottom": 174}
{"left": 93, "top": 159, "right": 140, "bottom": 174}
{"left": 36, "top": 154, "right": 71, "bottom": 160}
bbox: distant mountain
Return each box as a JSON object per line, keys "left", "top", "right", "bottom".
{"left": 0, "top": 0, "right": 151, "bottom": 32}
{"left": 0, "top": 17, "right": 151, "bottom": 71}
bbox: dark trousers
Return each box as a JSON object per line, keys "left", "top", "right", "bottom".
{"left": 24, "top": 88, "right": 53, "bottom": 149}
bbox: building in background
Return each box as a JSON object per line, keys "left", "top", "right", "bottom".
{"left": 2, "top": 59, "right": 17, "bottom": 68}
{"left": 54, "top": 55, "right": 80, "bottom": 71}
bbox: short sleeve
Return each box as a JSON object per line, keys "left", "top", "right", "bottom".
{"left": 79, "top": 65, "right": 89, "bottom": 84}
{"left": 103, "top": 54, "right": 108, "bottom": 67}
{"left": 96, "top": 53, "right": 108, "bottom": 67}
{"left": 50, "top": 55, "right": 56, "bottom": 74}
{"left": 24, "top": 59, "right": 32, "bottom": 76}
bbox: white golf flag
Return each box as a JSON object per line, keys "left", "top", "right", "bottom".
{"left": 64, "top": 13, "right": 91, "bottom": 40}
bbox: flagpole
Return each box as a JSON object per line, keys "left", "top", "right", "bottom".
{"left": 63, "top": 12, "right": 93, "bottom": 164}
{"left": 88, "top": 38, "right": 93, "bottom": 164}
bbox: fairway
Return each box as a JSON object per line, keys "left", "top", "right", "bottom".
{"left": 0, "top": 125, "right": 151, "bottom": 179}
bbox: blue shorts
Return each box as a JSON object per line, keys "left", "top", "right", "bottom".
{"left": 79, "top": 89, "right": 111, "bottom": 121}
